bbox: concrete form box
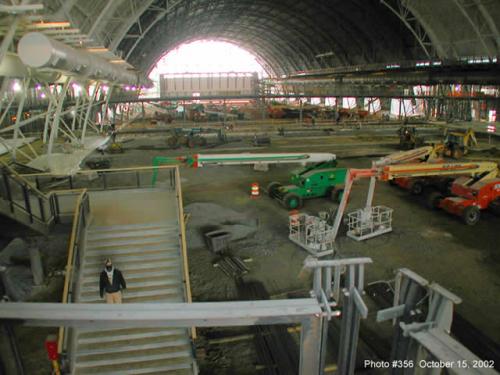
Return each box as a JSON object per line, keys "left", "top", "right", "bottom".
{"left": 204, "top": 230, "right": 231, "bottom": 253}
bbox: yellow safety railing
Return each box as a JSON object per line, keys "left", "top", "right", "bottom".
{"left": 12, "top": 164, "right": 195, "bottom": 372}
{"left": 174, "top": 166, "right": 196, "bottom": 339}
{"left": 57, "top": 189, "right": 89, "bottom": 366}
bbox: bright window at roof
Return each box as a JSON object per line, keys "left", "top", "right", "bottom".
{"left": 146, "top": 40, "right": 268, "bottom": 96}
{"left": 149, "top": 40, "right": 267, "bottom": 79}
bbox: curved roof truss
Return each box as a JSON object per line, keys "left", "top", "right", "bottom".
{"left": 41, "top": 0, "right": 500, "bottom": 76}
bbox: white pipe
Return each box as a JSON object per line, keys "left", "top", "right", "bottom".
{"left": 18, "top": 32, "right": 151, "bottom": 86}
{"left": 0, "top": 52, "right": 61, "bottom": 81}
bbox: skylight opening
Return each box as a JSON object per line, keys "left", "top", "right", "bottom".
{"left": 146, "top": 40, "right": 268, "bottom": 96}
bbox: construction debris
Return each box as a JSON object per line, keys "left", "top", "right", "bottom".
{"left": 213, "top": 256, "right": 250, "bottom": 278}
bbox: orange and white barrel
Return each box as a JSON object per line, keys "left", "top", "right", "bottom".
{"left": 289, "top": 209, "right": 300, "bottom": 226}
{"left": 251, "top": 182, "right": 260, "bottom": 197}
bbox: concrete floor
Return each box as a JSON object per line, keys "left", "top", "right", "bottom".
{"left": 5, "top": 124, "right": 499, "bottom": 374}
{"left": 178, "top": 158, "right": 500, "bottom": 338}
{"left": 102, "top": 127, "right": 500, "bottom": 367}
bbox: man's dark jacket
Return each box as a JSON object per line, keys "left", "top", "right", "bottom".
{"left": 99, "top": 269, "right": 126, "bottom": 298}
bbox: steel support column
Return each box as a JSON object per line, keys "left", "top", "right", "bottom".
{"left": 299, "top": 316, "right": 322, "bottom": 375}
{"left": 12, "top": 77, "right": 30, "bottom": 161}
{"left": 47, "top": 79, "right": 72, "bottom": 155}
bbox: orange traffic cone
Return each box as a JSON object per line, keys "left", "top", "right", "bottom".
{"left": 251, "top": 182, "right": 260, "bottom": 197}
{"left": 289, "top": 209, "right": 300, "bottom": 225}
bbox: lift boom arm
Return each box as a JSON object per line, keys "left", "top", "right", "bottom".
{"left": 329, "top": 160, "right": 499, "bottom": 245}
{"left": 380, "top": 161, "right": 499, "bottom": 181}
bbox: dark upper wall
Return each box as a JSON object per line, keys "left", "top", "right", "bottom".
{"left": 119, "top": 0, "right": 422, "bottom": 76}
{"left": 46, "top": 0, "right": 500, "bottom": 77}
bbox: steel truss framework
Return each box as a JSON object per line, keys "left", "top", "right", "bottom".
{"left": 29, "top": 0, "right": 500, "bottom": 77}
{"left": 0, "top": 79, "right": 111, "bottom": 164}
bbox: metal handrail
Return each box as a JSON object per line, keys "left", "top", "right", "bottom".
{"left": 20, "top": 164, "right": 178, "bottom": 178}
{"left": 53, "top": 166, "right": 178, "bottom": 363}
{"left": 20, "top": 165, "right": 179, "bottom": 193}
{"left": 0, "top": 162, "right": 57, "bottom": 228}
{"left": 174, "top": 166, "right": 196, "bottom": 340}
{"left": 57, "top": 189, "right": 89, "bottom": 359}
{"left": 0, "top": 160, "right": 48, "bottom": 198}
{"left": 2, "top": 164, "right": 186, "bottom": 371}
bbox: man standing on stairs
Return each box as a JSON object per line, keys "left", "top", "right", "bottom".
{"left": 99, "top": 258, "right": 127, "bottom": 304}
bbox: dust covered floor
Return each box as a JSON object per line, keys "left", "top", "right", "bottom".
{"left": 107, "top": 129, "right": 500, "bottom": 373}
{"left": 4, "top": 126, "right": 499, "bottom": 374}
{"left": 177, "top": 157, "right": 500, "bottom": 373}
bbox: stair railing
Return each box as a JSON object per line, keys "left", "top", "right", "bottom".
{"left": 0, "top": 161, "right": 57, "bottom": 230}
{"left": 56, "top": 189, "right": 90, "bottom": 373}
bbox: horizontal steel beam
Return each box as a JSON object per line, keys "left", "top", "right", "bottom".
{"left": 108, "top": 94, "right": 500, "bottom": 104}
{"left": 0, "top": 299, "right": 322, "bottom": 329}
{"left": 0, "top": 4, "right": 44, "bottom": 13}
{"left": 304, "top": 257, "right": 372, "bottom": 269}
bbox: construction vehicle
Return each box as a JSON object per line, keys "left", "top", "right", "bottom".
{"left": 166, "top": 127, "right": 230, "bottom": 149}
{"left": 267, "top": 161, "right": 348, "bottom": 209}
{"left": 253, "top": 134, "right": 271, "bottom": 146}
{"left": 267, "top": 146, "right": 440, "bottom": 210}
{"left": 382, "top": 160, "right": 500, "bottom": 225}
{"left": 107, "top": 142, "right": 124, "bottom": 153}
{"left": 398, "top": 126, "right": 424, "bottom": 150}
{"left": 318, "top": 159, "right": 500, "bottom": 252}
{"left": 151, "top": 152, "right": 337, "bottom": 185}
{"left": 441, "top": 127, "right": 477, "bottom": 158}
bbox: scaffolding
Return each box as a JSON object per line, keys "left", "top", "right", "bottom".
{"left": 346, "top": 205, "right": 393, "bottom": 241}
{"left": 289, "top": 213, "right": 335, "bottom": 257}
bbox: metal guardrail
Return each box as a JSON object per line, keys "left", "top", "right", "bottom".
{"left": 0, "top": 161, "right": 56, "bottom": 230}
{"left": 57, "top": 189, "right": 90, "bottom": 372}
{"left": 7, "top": 165, "right": 192, "bottom": 371}
{"left": 38, "top": 165, "right": 195, "bottom": 369}
{"left": 0, "top": 162, "right": 95, "bottom": 232}
{"left": 21, "top": 165, "right": 177, "bottom": 193}
{"left": 173, "top": 166, "right": 196, "bottom": 340}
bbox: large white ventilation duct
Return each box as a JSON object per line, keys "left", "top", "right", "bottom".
{"left": 18, "top": 32, "right": 151, "bottom": 86}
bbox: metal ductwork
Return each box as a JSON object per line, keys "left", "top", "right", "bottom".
{"left": 17, "top": 32, "right": 151, "bottom": 86}
{"left": 0, "top": 52, "right": 61, "bottom": 82}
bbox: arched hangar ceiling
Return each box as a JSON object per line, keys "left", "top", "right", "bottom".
{"left": 47, "top": 0, "right": 500, "bottom": 76}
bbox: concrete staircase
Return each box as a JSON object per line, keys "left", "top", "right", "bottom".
{"left": 73, "top": 221, "right": 194, "bottom": 375}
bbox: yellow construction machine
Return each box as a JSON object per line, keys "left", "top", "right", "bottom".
{"left": 440, "top": 127, "right": 477, "bottom": 159}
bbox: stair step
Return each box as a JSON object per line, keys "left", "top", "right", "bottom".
{"left": 85, "top": 236, "right": 179, "bottom": 250}
{"left": 75, "top": 350, "right": 191, "bottom": 369}
{"left": 80, "top": 281, "right": 181, "bottom": 298}
{"left": 88, "top": 222, "right": 178, "bottom": 234}
{"left": 77, "top": 294, "right": 183, "bottom": 304}
{"left": 75, "top": 359, "right": 193, "bottom": 375}
{"left": 81, "top": 278, "right": 181, "bottom": 293}
{"left": 83, "top": 251, "right": 180, "bottom": 267}
{"left": 78, "top": 328, "right": 185, "bottom": 342}
{"left": 84, "top": 243, "right": 180, "bottom": 256}
{"left": 77, "top": 338, "right": 190, "bottom": 357}
{"left": 81, "top": 269, "right": 182, "bottom": 286}
{"left": 86, "top": 227, "right": 178, "bottom": 241}
{"left": 86, "top": 233, "right": 179, "bottom": 247}
{"left": 82, "top": 260, "right": 181, "bottom": 277}
{"left": 78, "top": 288, "right": 183, "bottom": 303}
